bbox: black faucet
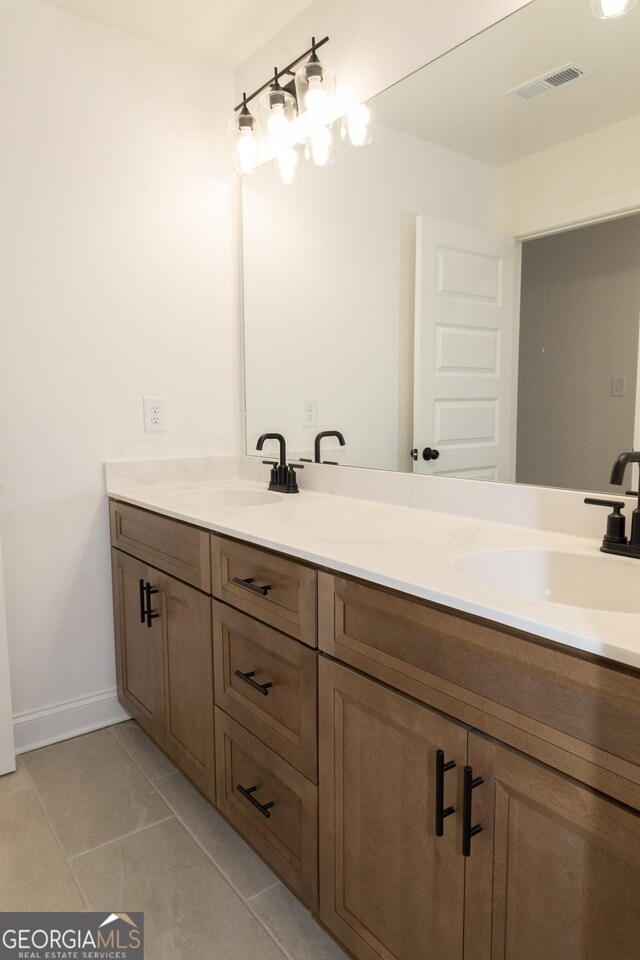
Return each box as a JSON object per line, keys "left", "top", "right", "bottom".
{"left": 256, "top": 433, "right": 302, "bottom": 494}
{"left": 585, "top": 451, "right": 640, "bottom": 558}
{"left": 314, "top": 430, "right": 346, "bottom": 464}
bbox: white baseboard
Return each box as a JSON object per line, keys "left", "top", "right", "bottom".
{"left": 13, "top": 688, "right": 131, "bottom": 755}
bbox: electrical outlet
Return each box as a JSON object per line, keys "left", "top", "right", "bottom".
{"left": 301, "top": 398, "right": 318, "bottom": 427}
{"left": 143, "top": 397, "right": 167, "bottom": 433}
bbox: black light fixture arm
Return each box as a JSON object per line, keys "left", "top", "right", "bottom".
{"left": 233, "top": 36, "right": 330, "bottom": 112}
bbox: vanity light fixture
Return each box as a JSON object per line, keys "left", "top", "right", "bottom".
{"left": 591, "top": 0, "right": 637, "bottom": 17}
{"left": 230, "top": 37, "right": 372, "bottom": 181}
{"left": 228, "top": 95, "right": 258, "bottom": 175}
{"left": 258, "top": 69, "right": 298, "bottom": 156}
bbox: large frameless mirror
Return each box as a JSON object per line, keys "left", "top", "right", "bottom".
{"left": 242, "top": 0, "right": 640, "bottom": 494}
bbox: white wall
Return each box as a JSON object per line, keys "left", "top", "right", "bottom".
{"left": 243, "top": 122, "right": 498, "bottom": 470}
{"left": 498, "top": 113, "right": 640, "bottom": 238}
{"left": 0, "top": 0, "right": 240, "bottom": 749}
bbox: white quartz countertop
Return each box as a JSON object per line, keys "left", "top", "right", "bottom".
{"left": 107, "top": 478, "right": 640, "bottom": 670}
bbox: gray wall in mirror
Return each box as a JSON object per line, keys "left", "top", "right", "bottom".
{"left": 242, "top": 0, "right": 640, "bottom": 494}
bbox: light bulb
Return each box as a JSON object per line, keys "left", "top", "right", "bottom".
{"left": 236, "top": 126, "right": 257, "bottom": 174}
{"left": 341, "top": 104, "right": 372, "bottom": 147}
{"left": 277, "top": 146, "right": 298, "bottom": 185}
{"left": 268, "top": 104, "right": 290, "bottom": 151}
{"left": 305, "top": 76, "right": 327, "bottom": 122}
{"left": 306, "top": 125, "right": 333, "bottom": 166}
{"left": 591, "top": 0, "right": 637, "bottom": 16}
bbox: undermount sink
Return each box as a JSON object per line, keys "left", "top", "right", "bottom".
{"left": 455, "top": 548, "right": 640, "bottom": 615}
{"left": 166, "top": 488, "right": 283, "bottom": 509}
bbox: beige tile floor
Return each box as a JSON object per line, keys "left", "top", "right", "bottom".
{"left": 0, "top": 721, "right": 349, "bottom": 960}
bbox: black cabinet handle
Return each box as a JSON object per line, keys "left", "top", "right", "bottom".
{"left": 234, "top": 670, "right": 273, "bottom": 696}
{"left": 232, "top": 576, "right": 272, "bottom": 597}
{"left": 139, "top": 579, "right": 146, "bottom": 624}
{"left": 144, "top": 581, "right": 159, "bottom": 629}
{"left": 410, "top": 449, "right": 418, "bottom": 461}
{"left": 434, "top": 749, "right": 456, "bottom": 837}
{"left": 237, "top": 784, "right": 275, "bottom": 818}
{"left": 462, "top": 765, "right": 484, "bottom": 857}
{"left": 422, "top": 447, "right": 440, "bottom": 461}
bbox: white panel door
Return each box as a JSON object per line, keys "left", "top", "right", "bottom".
{"left": 0, "top": 539, "right": 15, "bottom": 775}
{"left": 414, "top": 216, "right": 518, "bottom": 480}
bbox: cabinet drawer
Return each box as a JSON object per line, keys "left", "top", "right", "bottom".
{"left": 213, "top": 603, "right": 317, "bottom": 780}
{"left": 211, "top": 535, "right": 317, "bottom": 647}
{"left": 214, "top": 708, "right": 318, "bottom": 908}
{"left": 319, "top": 572, "right": 640, "bottom": 805}
{"left": 110, "top": 500, "right": 211, "bottom": 591}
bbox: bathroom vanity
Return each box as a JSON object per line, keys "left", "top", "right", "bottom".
{"left": 108, "top": 479, "right": 640, "bottom": 960}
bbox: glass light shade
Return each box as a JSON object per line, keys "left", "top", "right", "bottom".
{"left": 228, "top": 111, "right": 258, "bottom": 175}
{"left": 295, "top": 56, "right": 336, "bottom": 127}
{"left": 276, "top": 145, "right": 299, "bottom": 185}
{"left": 591, "top": 0, "right": 637, "bottom": 16}
{"left": 340, "top": 104, "right": 372, "bottom": 146}
{"left": 304, "top": 124, "right": 334, "bottom": 166}
{"left": 258, "top": 85, "right": 297, "bottom": 155}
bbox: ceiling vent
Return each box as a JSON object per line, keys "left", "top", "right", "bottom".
{"left": 507, "top": 62, "right": 594, "bottom": 103}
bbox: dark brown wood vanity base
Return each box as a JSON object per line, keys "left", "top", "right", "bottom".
{"left": 110, "top": 498, "right": 640, "bottom": 960}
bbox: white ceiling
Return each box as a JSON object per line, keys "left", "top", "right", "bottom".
{"left": 372, "top": 0, "right": 640, "bottom": 166}
{"left": 37, "top": 0, "right": 315, "bottom": 67}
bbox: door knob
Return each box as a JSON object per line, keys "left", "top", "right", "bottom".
{"left": 422, "top": 447, "right": 440, "bottom": 461}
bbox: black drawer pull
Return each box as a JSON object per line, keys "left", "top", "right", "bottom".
{"left": 435, "top": 749, "right": 456, "bottom": 837}
{"left": 234, "top": 670, "right": 273, "bottom": 696}
{"left": 144, "top": 581, "right": 159, "bottom": 629}
{"left": 462, "top": 765, "right": 484, "bottom": 857}
{"left": 139, "top": 579, "right": 146, "bottom": 624}
{"left": 232, "top": 576, "right": 272, "bottom": 597}
{"left": 237, "top": 784, "right": 275, "bottom": 818}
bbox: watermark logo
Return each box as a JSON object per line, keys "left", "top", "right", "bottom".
{"left": 0, "top": 912, "right": 144, "bottom": 959}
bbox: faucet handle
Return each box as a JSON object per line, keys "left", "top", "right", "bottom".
{"left": 584, "top": 498, "right": 627, "bottom": 545}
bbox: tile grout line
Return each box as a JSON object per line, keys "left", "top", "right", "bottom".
{"left": 244, "top": 879, "right": 284, "bottom": 902}
{"left": 68, "top": 815, "right": 177, "bottom": 862}
{"left": 20, "top": 760, "right": 92, "bottom": 911}
{"left": 108, "top": 726, "right": 178, "bottom": 786}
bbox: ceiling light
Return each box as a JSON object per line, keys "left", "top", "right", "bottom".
{"left": 591, "top": 0, "right": 637, "bottom": 17}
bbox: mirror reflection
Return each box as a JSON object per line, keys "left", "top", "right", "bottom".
{"left": 242, "top": 0, "right": 640, "bottom": 493}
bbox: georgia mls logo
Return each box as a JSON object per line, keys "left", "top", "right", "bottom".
{"left": 0, "top": 912, "right": 144, "bottom": 959}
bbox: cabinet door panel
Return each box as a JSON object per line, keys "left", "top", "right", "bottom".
{"left": 112, "top": 550, "right": 162, "bottom": 739}
{"left": 465, "top": 733, "right": 640, "bottom": 960}
{"left": 156, "top": 573, "right": 215, "bottom": 799}
{"left": 319, "top": 657, "right": 467, "bottom": 960}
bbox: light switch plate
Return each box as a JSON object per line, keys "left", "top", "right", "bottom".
{"left": 611, "top": 377, "right": 626, "bottom": 398}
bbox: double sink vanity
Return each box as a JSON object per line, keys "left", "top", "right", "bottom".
{"left": 107, "top": 462, "right": 640, "bottom": 960}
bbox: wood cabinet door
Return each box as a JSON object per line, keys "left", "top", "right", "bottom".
{"left": 155, "top": 573, "right": 215, "bottom": 800}
{"left": 464, "top": 733, "right": 640, "bottom": 960}
{"left": 319, "top": 657, "right": 467, "bottom": 960}
{"left": 112, "top": 550, "right": 163, "bottom": 740}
